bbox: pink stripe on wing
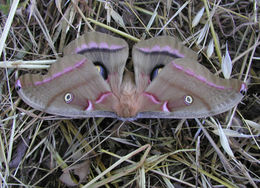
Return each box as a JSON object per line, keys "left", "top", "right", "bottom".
{"left": 137, "top": 45, "right": 185, "bottom": 58}
{"left": 95, "top": 92, "right": 112, "bottom": 104}
{"left": 162, "top": 101, "right": 170, "bottom": 112}
{"left": 34, "top": 58, "right": 86, "bottom": 86}
{"left": 172, "top": 49, "right": 185, "bottom": 58}
{"left": 143, "top": 92, "right": 161, "bottom": 104}
{"left": 99, "top": 42, "right": 109, "bottom": 49}
{"left": 109, "top": 44, "right": 125, "bottom": 50}
{"left": 75, "top": 42, "right": 125, "bottom": 53}
{"left": 75, "top": 44, "right": 88, "bottom": 53}
{"left": 161, "top": 45, "right": 171, "bottom": 52}
{"left": 171, "top": 61, "right": 229, "bottom": 90}
{"left": 85, "top": 100, "right": 93, "bottom": 111}
{"left": 151, "top": 45, "right": 161, "bottom": 51}
{"left": 88, "top": 41, "right": 98, "bottom": 48}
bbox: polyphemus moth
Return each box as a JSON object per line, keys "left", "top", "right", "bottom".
{"left": 16, "top": 32, "right": 246, "bottom": 121}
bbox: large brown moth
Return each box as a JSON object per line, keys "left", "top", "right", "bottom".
{"left": 16, "top": 32, "right": 246, "bottom": 120}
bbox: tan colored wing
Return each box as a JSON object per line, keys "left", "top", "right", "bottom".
{"left": 137, "top": 58, "right": 244, "bottom": 118}
{"left": 132, "top": 36, "right": 197, "bottom": 92}
{"left": 64, "top": 32, "right": 129, "bottom": 92}
{"left": 17, "top": 32, "right": 130, "bottom": 118}
{"left": 16, "top": 55, "right": 118, "bottom": 118}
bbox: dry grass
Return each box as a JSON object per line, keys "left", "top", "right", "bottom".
{"left": 0, "top": 0, "right": 260, "bottom": 187}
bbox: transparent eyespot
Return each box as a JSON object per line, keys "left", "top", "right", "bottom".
{"left": 150, "top": 65, "right": 164, "bottom": 81}
{"left": 95, "top": 65, "right": 101, "bottom": 73}
{"left": 64, "top": 93, "right": 73, "bottom": 103}
{"left": 184, "top": 95, "right": 193, "bottom": 105}
{"left": 153, "top": 67, "right": 162, "bottom": 76}
{"left": 94, "top": 62, "right": 108, "bottom": 80}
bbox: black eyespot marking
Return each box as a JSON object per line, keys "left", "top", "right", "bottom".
{"left": 94, "top": 62, "right": 108, "bottom": 80}
{"left": 64, "top": 93, "right": 74, "bottom": 104}
{"left": 150, "top": 65, "right": 164, "bottom": 81}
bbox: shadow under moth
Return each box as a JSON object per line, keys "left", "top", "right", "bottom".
{"left": 16, "top": 32, "right": 246, "bottom": 121}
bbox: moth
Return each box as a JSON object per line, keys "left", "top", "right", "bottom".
{"left": 16, "top": 32, "right": 246, "bottom": 121}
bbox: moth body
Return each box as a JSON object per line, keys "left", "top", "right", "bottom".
{"left": 109, "top": 70, "right": 142, "bottom": 118}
